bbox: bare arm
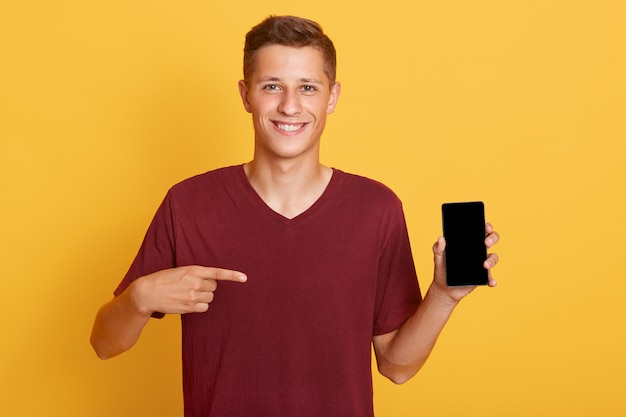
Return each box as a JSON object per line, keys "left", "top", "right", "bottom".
{"left": 373, "top": 224, "right": 500, "bottom": 384}
{"left": 90, "top": 266, "right": 247, "bottom": 360}
{"left": 90, "top": 282, "right": 152, "bottom": 360}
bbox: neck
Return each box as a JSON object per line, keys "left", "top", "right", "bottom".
{"left": 244, "top": 159, "right": 332, "bottom": 219}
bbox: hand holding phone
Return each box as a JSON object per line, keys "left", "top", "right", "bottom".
{"left": 442, "top": 201, "right": 489, "bottom": 287}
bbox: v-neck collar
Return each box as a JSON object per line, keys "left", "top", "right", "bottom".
{"left": 235, "top": 164, "right": 339, "bottom": 227}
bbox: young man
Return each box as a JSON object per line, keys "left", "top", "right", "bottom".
{"left": 91, "top": 15, "right": 500, "bottom": 417}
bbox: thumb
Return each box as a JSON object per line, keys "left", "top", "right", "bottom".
{"left": 433, "top": 236, "right": 446, "bottom": 273}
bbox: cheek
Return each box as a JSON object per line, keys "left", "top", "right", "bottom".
{"left": 249, "top": 96, "right": 276, "bottom": 115}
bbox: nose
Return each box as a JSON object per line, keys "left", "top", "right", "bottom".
{"left": 277, "top": 89, "right": 302, "bottom": 116}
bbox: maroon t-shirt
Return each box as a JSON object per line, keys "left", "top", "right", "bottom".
{"left": 115, "top": 165, "right": 421, "bottom": 417}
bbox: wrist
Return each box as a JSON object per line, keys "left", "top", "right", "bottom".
{"left": 126, "top": 277, "right": 154, "bottom": 318}
{"left": 425, "top": 283, "right": 461, "bottom": 311}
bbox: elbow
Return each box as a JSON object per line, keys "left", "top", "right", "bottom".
{"left": 94, "top": 351, "right": 112, "bottom": 361}
{"left": 91, "top": 344, "right": 120, "bottom": 361}
{"left": 377, "top": 362, "right": 420, "bottom": 385}
{"left": 90, "top": 337, "right": 112, "bottom": 360}
{"left": 387, "top": 373, "right": 413, "bottom": 385}
{"left": 382, "top": 370, "right": 416, "bottom": 385}
{"left": 90, "top": 332, "right": 123, "bottom": 360}
{"left": 92, "top": 347, "right": 114, "bottom": 361}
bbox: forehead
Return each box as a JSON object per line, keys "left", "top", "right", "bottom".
{"left": 249, "top": 44, "right": 327, "bottom": 83}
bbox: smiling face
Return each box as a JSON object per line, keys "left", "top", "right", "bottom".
{"left": 238, "top": 44, "right": 341, "bottom": 164}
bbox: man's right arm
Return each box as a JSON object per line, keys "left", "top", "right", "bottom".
{"left": 90, "top": 280, "right": 153, "bottom": 360}
{"left": 90, "top": 266, "right": 247, "bottom": 359}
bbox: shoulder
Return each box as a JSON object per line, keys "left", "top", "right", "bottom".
{"left": 168, "top": 165, "right": 242, "bottom": 196}
{"left": 329, "top": 169, "right": 405, "bottom": 222}
{"left": 328, "top": 170, "right": 409, "bottom": 243}
{"left": 158, "top": 165, "right": 244, "bottom": 214}
{"left": 332, "top": 169, "right": 402, "bottom": 207}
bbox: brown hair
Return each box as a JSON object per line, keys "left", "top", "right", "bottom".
{"left": 243, "top": 15, "right": 337, "bottom": 86}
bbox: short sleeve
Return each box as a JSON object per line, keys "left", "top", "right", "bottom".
{"left": 113, "top": 191, "right": 178, "bottom": 317}
{"left": 372, "top": 201, "right": 422, "bottom": 336}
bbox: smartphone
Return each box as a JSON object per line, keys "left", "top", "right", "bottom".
{"left": 442, "top": 201, "right": 489, "bottom": 287}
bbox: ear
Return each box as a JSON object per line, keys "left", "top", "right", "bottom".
{"left": 238, "top": 80, "right": 252, "bottom": 113}
{"left": 326, "top": 82, "right": 341, "bottom": 114}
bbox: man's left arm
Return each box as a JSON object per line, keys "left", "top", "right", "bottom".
{"left": 372, "top": 223, "right": 500, "bottom": 384}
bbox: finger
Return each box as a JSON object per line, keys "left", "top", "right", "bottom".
{"left": 484, "top": 253, "right": 499, "bottom": 269}
{"left": 432, "top": 236, "right": 446, "bottom": 257}
{"left": 432, "top": 236, "right": 446, "bottom": 277}
{"left": 192, "top": 302, "right": 210, "bottom": 313}
{"left": 486, "top": 264, "right": 498, "bottom": 287}
{"left": 185, "top": 288, "right": 215, "bottom": 306}
{"left": 193, "top": 266, "right": 247, "bottom": 282}
{"left": 485, "top": 230, "right": 499, "bottom": 248}
{"left": 196, "top": 279, "right": 218, "bottom": 293}
{"left": 196, "top": 291, "right": 215, "bottom": 304}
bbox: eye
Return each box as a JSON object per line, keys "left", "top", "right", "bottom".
{"left": 301, "top": 84, "right": 317, "bottom": 94}
{"left": 263, "top": 84, "right": 281, "bottom": 92}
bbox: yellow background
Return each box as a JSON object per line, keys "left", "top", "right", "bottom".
{"left": 1, "top": 0, "right": 625, "bottom": 415}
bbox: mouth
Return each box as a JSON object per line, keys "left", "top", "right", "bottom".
{"left": 274, "top": 122, "right": 306, "bottom": 133}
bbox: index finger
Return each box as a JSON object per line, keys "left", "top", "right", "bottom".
{"left": 195, "top": 266, "right": 248, "bottom": 283}
{"left": 485, "top": 223, "right": 499, "bottom": 248}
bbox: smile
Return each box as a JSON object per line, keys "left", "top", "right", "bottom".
{"left": 275, "top": 122, "right": 305, "bottom": 133}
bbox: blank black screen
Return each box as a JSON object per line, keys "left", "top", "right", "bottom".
{"left": 442, "top": 202, "right": 489, "bottom": 286}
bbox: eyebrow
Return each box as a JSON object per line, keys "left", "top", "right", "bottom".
{"left": 258, "top": 76, "right": 324, "bottom": 85}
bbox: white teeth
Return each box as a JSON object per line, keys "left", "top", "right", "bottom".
{"left": 277, "top": 123, "right": 303, "bottom": 132}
